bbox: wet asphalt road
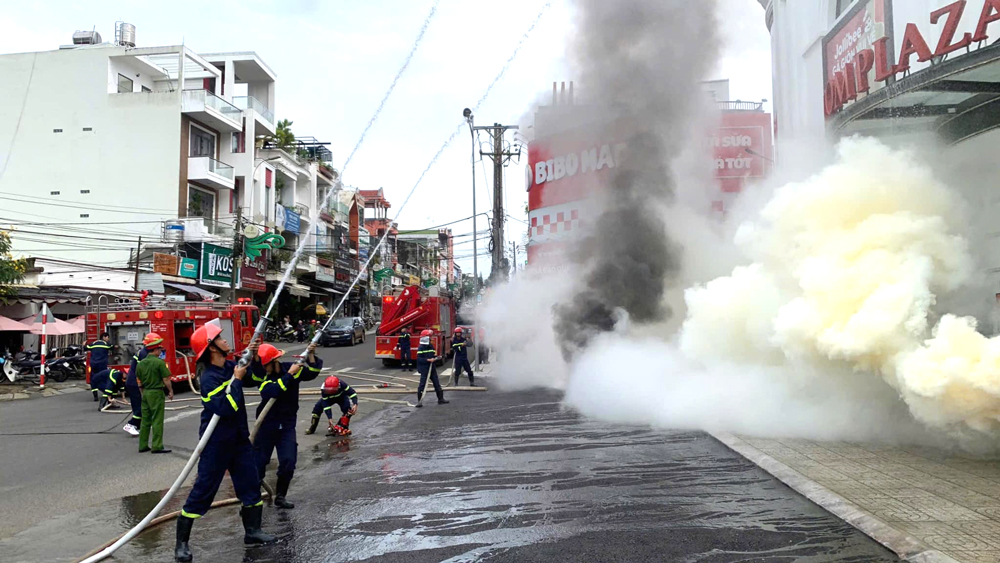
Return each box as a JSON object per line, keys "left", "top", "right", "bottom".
{"left": 98, "top": 385, "right": 899, "bottom": 563}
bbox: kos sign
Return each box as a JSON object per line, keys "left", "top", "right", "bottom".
{"left": 824, "top": 0, "right": 1000, "bottom": 117}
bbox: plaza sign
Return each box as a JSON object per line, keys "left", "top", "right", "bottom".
{"left": 824, "top": 0, "right": 1000, "bottom": 117}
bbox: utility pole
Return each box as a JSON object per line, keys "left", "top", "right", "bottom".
{"left": 229, "top": 204, "right": 243, "bottom": 303}
{"left": 475, "top": 122, "right": 520, "bottom": 284}
{"left": 133, "top": 236, "right": 142, "bottom": 291}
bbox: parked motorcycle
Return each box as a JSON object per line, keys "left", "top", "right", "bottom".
{"left": 2, "top": 350, "right": 41, "bottom": 383}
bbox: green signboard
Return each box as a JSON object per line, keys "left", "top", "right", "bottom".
{"left": 199, "top": 243, "right": 236, "bottom": 288}
{"left": 179, "top": 257, "right": 199, "bottom": 279}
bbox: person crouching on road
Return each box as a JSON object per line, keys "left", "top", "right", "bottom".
{"left": 174, "top": 321, "right": 275, "bottom": 563}
{"left": 397, "top": 327, "right": 413, "bottom": 372}
{"left": 450, "top": 328, "right": 475, "bottom": 387}
{"left": 415, "top": 330, "right": 448, "bottom": 408}
{"left": 87, "top": 332, "right": 112, "bottom": 401}
{"left": 306, "top": 376, "right": 357, "bottom": 436}
{"left": 122, "top": 341, "right": 149, "bottom": 437}
{"left": 136, "top": 333, "right": 173, "bottom": 454}
{"left": 252, "top": 342, "right": 323, "bottom": 509}
{"left": 92, "top": 367, "right": 126, "bottom": 411}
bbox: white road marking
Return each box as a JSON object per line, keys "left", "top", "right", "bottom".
{"left": 164, "top": 409, "right": 200, "bottom": 423}
{"left": 337, "top": 367, "right": 354, "bottom": 373}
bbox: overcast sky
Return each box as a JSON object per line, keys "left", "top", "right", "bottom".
{"left": 0, "top": 0, "right": 772, "bottom": 278}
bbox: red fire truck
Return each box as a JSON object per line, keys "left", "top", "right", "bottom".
{"left": 85, "top": 298, "right": 261, "bottom": 390}
{"left": 375, "top": 285, "right": 456, "bottom": 366}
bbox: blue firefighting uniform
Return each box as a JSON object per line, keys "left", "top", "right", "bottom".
{"left": 92, "top": 368, "right": 125, "bottom": 410}
{"left": 87, "top": 339, "right": 112, "bottom": 398}
{"left": 451, "top": 336, "right": 474, "bottom": 384}
{"left": 180, "top": 361, "right": 261, "bottom": 518}
{"left": 398, "top": 330, "right": 412, "bottom": 370}
{"left": 124, "top": 347, "right": 148, "bottom": 429}
{"left": 416, "top": 342, "right": 444, "bottom": 401}
{"left": 310, "top": 380, "right": 358, "bottom": 429}
{"left": 253, "top": 356, "right": 323, "bottom": 482}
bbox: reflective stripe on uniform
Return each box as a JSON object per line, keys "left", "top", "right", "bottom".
{"left": 323, "top": 405, "right": 333, "bottom": 411}
{"left": 258, "top": 380, "right": 272, "bottom": 392}
{"left": 417, "top": 350, "right": 435, "bottom": 355}
{"left": 251, "top": 374, "right": 265, "bottom": 383}
{"left": 277, "top": 379, "right": 287, "bottom": 391}
{"left": 203, "top": 381, "right": 228, "bottom": 402}
{"left": 348, "top": 393, "right": 357, "bottom": 399}
{"left": 247, "top": 500, "right": 264, "bottom": 508}
{"left": 305, "top": 365, "right": 321, "bottom": 373}
{"left": 180, "top": 510, "right": 203, "bottom": 519}
{"left": 226, "top": 394, "right": 239, "bottom": 411}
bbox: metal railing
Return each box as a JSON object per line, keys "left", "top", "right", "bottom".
{"left": 232, "top": 96, "right": 275, "bottom": 124}
{"left": 86, "top": 300, "right": 237, "bottom": 313}
{"left": 717, "top": 100, "right": 765, "bottom": 112}
{"left": 183, "top": 89, "right": 243, "bottom": 122}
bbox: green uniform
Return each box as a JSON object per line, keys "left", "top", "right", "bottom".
{"left": 137, "top": 355, "right": 171, "bottom": 452}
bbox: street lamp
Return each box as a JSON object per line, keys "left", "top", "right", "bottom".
{"left": 464, "top": 107, "right": 480, "bottom": 372}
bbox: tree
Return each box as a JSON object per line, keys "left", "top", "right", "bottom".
{"left": 275, "top": 119, "right": 295, "bottom": 149}
{"left": 0, "top": 231, "right": 27, "bottom": 304}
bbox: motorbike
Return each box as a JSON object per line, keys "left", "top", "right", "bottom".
{"left": 2, "top": 350, "right": 41, "bottom": 383}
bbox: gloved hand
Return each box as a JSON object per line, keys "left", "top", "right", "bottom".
{"left": 348, "top": 404, "right": 358, "bottom": 416}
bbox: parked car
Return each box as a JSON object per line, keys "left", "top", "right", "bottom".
{"left": 320, "top": 317, "right": 366, "bottom": 347}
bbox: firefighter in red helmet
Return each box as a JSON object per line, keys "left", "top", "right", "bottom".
{"left": 306, "top": 375, "right": 358, "bottom": 436}
{"left": 173, "top": 321, "right": 275, "bottom": 562}
{"left": 450, "top": 327, "right": 475, "bottom": 386}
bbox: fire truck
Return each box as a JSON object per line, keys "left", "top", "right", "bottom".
{"left": 375, "top": 285, "right": 456, "bottom": 366}
{"left": 85, "top": 297, "right": 261, "bottom": 390}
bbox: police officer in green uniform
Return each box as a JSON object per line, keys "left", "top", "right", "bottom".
{"left": 136, "top": 333, "right": 174, "bottom": 454}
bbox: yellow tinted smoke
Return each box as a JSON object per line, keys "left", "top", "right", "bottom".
{"left": 679, "top": 137, "right": 1000, "bottom": 432}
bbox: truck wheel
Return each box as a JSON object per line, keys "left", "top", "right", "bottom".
{"left": 382, "top": 359, "right": 396, "bottom": 368}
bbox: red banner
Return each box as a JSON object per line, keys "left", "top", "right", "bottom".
{"left": 712, "top": 111, "right": 773, "bottom": 194}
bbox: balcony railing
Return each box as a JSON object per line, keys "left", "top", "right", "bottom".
{"left": 233, "top": 96, "right": 275, "bottom": 124}
{"left": 717, "top": 100, "right": 765, "bottom": 112}
{"left": 183, "top": 89, "right": 243, "bottom": 122}
{"left": 190, "top": 156, "right": 235, "bottom": 180}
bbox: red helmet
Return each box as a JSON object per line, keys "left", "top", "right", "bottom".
{"left": 191, "top": 321, "right": 223, "bottom": 361}
{"left": 454, "top": 328, "right": 463, "bottom": 334}
{"left": 420, "top": 329, "right": 434, "bottom": 337}
{"left": 143, "top": 332, "right": 164, "bottom": 347}
{"left": 323, "top": 376, "right": 341, "bottom": 392}
{"left": 258, "top": 343, "right": 283, "bottom": 365}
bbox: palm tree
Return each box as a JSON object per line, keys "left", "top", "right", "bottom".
{"left": 275, "top": 119, "right": 295, "bottom": 149}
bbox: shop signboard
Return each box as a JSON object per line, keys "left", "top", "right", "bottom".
{"left": 200, "top": 243, "right": 236, "bottom": 288}
{"left": 317, "top": 265, "right": 336, "bottom": 283}
{"left": 153, "top": 253, "right": 179, "bottom": 276}
{"left": 179, "top": 258, "right": 199, "bottom": 279}
{"left": 285, "top": 209, "right": 301, "bottom": 234}
{"left": 822, "top": 0, "right": 892, "bottom": 117}
{"left": 239, "top": 252, "right": 267, "bottom": 292}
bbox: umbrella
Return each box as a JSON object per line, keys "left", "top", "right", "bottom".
{"left": 18, "top": 315, "right": 85, "bottom": 336}
{"left": 68, "top": 315, "right": 86, "bottom": 331}
{"left": 0, "top": 314, "right": 30, "bottom": 332}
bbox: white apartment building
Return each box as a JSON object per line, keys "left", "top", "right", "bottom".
{"left": 0, "top": 29, "right": 278, "bottom": 267}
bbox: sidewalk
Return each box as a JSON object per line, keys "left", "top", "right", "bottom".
{"left": 713, "top": 432, "right": 1000, "bottom": 563}
{"left": 0, "top": 380, "right": 89, "bottom": 401}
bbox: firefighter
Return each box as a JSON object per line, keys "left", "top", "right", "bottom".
{"left": 86, "top": 332, "right": 112, "bottom": 401}
{"left": 122, "top": 342, "right": 149, "bottom": 437}
{"left": 92, "top": 367, "right": 126, "bottom": 411}
{"left": 252, "top": 342, "right": 323, "bottom": 509}
{"left": 397, "top": 327, "right": 413, "bottom": 371}
{"left": 415, "top": 330, "right": 448, "bottom": 408}
{"left": 136, "top": 333, "right": 173, "bottom": 454}
{"left": 174, "top": 321, "right": 275, "bottom": 562}
{"left": 306, "top": 376, "right": 357, "bottom": 436}
{"left": 450, "top": 328, "right": 475, "bottom": 386}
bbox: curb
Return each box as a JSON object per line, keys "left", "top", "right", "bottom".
{"left": 709, "top": 431, "right": 962, "bottom": 563}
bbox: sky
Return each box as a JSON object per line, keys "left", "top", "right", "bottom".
{"left": 0, "top": 0, "right": 772, "bottom": 279}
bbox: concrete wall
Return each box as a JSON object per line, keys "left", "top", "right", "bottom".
{"left": 0, "top": 46, "right": 182, "bottom": 265}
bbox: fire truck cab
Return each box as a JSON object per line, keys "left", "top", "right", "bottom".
{"left": 85, "top": 298, "right": 260, "bottom": 390}
{"left": 376, "top": 285, "right": 456, "bottom": 367}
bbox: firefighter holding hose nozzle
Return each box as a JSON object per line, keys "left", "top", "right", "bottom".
{"left": 415, "top": 329, "right": 448, "bottom": 408}
{"left": 251, "top": 342, "right": 323, "bottom": 509}
{"left": 173, "top": 321, "right": 275, "bottom": 562}
{"left": 306, "top": 376, "right": 358, "bottom": 436}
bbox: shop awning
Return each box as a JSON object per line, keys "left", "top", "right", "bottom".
{"left": 831, "top": 42, "right": 1000, "bottom": 144}
{"left": 163, "top": 282, "right": 219, "bottom": 301}
{"left": 7, "top": 287, "right": 91, "bottom": 305}
{"left": 289, "top": 284, "right": 311, "bottom": 298}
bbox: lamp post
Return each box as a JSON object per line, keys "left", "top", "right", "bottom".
{"left": 463, "top": 108, "right": 480, "bottom": 372}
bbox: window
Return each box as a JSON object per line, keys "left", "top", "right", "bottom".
{"left": 53, "top": 129, "right": 63, "bottom": 133}
{"left": 231, "top": 131, "right": 245, "bottom": 153}
{"left": 50, "top": 191, "right": 60, "bottom": 195}
{"left": 117, "top": 74, "right": 133, "bottom": 94}
{"left": 836, "top": 0, "right": 856, "bottom": 17}
{"left": 189, "top": 125, "right": 216, "bottom": 158}
{"left": 141, "top": 86, "right": 151, "bottom": 93}
{"left": 187, "top": 185, "right": 216, "bottom": 219}
{"left": 79, "top": 214, "right": 89, "bottom": 218}
{"left": 82, "top": 127, "right": 92, "bottom": 132}
{"left": 80, "top": 190, "right": 90, "bottom": 194}
{"left": 240, "top": 311, "right": 249, "bottom": 328}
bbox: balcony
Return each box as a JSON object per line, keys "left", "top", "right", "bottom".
{"left": 182, "top": 89, "right": 242, "bottom": 132}
{"left": 188, "top": 156, "right": 235, "bottom": 190}
{"left": 233, "top": 96, "right": 276, "bottom": 135}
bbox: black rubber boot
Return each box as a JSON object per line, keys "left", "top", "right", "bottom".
{"left": 241, "top": 504, "right": 276, "bottom": 545}
{"left": 174, "top": 515, "right": 194, "bottom": 562}
{"left": 92, "top": 390, "right": 99, "bottom": 402}
{"left": 98, "top": 395, "right": 108, "bottom": 411}
{"left": 274, "top": 475, "right": 294, "bottom": 509}
{"left": 305, "top": 415, "right": 319, "bottom": 435}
